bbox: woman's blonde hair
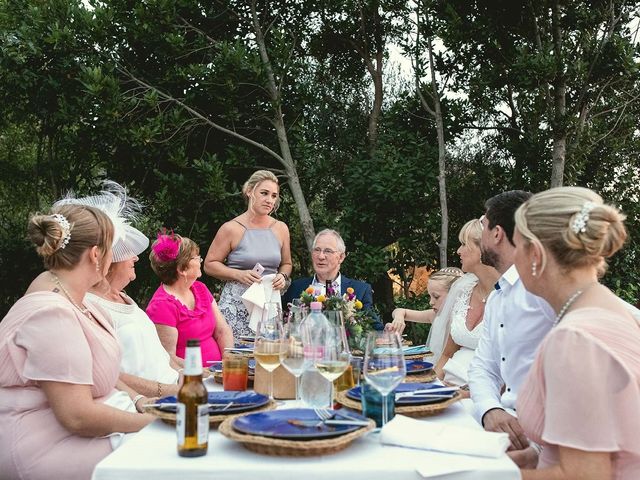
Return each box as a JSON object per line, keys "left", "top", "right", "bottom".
{"left": 242, "top": 170, "right": 280, "bottom": 211}
{"left": 149, "top": 235, "right": 199, "bottom": 285}
{"left": 27, "top": 204, "right": 114, "bottom": 270}
{"left": 515, "top": 186, "right": 627, "bottom": 276}
{"left": 429, "top": 267, "right": 464, "bottom": 290}
{"left": 458, "top": 219, "right": 482, "bottom": 249}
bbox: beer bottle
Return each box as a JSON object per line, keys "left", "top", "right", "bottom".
{"left": 177, "top": 339, "right": 209, "bottom": 457}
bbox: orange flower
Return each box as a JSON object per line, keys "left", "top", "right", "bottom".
{"left": 305, "top": 286, "right": 315, "bottom": 294}
{"left": 346, "top": 287, "right": 355, "bottom": 294}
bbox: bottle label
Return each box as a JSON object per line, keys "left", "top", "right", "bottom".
{"left": 197, "top": 404, "right": 210, "bottom": 444}
{"left": 183, "top": 346, "right": 203, "bottom": 376}
{"left": 176, "top": 403, "right": 186, "bottom": 446}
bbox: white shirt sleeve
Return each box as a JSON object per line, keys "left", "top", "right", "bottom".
{"left": 468, "top": 298, "right": 505, "bottom": 424}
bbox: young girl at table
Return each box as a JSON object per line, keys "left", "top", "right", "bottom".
{"left": 0, "top": 204, "right": 154, "bottom": 480}
{"left": 386, "top": 267, "right": 463, "bottom": 361}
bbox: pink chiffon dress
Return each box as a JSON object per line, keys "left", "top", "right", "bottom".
{"left": 146, "top": 280, "right": 221, "bottom": 365}
{"left": 518, "top": 307, "right": 640, "bottom": 479}
{"left": 0, "top": 292, "right": 122, "bottom": 480}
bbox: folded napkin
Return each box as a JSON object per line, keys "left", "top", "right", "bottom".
{"left": 241, "top": 274, "right": 282, "bottom": 332}
{"left": 402, "top": 345, "right": 430, "bottom": 355}
{"left": 380, "top": 414, "right": 510, "bottom": 458}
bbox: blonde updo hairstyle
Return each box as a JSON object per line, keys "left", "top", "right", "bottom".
{"left": 458, "top": 219, "right": 482, "bottom": 250}
{"left": 429, "top": 267, "right": 464, "bottom": 290}
{"left": 27, "top": 204, "right": 114, "bottom": 270}
{"left": 149, "top": 235, "right": 199, "bottom": 285}
{"left": 515, "top": 186, "right": 627, "bottom": 277}
{"left": 243, "top": 170, "right": 280, "bottom": 212}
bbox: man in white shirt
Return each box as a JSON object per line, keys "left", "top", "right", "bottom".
{"left": 468, "top": 190, "right": 555, "bottom": 467}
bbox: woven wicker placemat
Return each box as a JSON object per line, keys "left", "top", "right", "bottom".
{"left": 335, "top": 390, "right": 460, "bottom": 418}
{"left": 218, "top": 415, "right": 375, "bottom": 456}
{"left": 145, "top": 400, "right": 276, "bottom": 427}
{"left": 404, "top": 369, "right": 437, "bottom": 383}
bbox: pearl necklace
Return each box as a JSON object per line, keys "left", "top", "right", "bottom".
{"left": 50, "top": 272, "right": 92, "bottom": 319}
{"left": 553, "top": 283, "right": 597, "bottom": 327}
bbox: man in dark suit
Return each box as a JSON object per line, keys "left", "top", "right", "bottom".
{"left": 283, "top": 229, "right": 382, "bottom": 330}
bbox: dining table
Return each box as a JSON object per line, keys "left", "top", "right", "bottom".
{"left": 92, "top": 377, "right": 520, "bottom": 480}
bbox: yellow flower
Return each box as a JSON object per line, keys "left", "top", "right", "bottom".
{"left": 317, "top": 294, "right": 326, "bottom": 303}
{"left": 354, "top": 300, "right": 363, "bottom": 310}
{"left": 346, "top": 287, "right": 355, "bottom": 294}
{"left": 305, "top": 286, "right": 315, "bottom": 294}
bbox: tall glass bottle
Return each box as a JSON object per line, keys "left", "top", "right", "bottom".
{"left": 299, "top": 302, "right": 332, "bottom": 407}
{"left": 177, "top": 339, "right": 209, "bottom": 457}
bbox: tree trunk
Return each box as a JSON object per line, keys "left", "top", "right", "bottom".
{"left": 250, "top": 0, "right": 316, "bottom": 249}
{"left": 427, "top": 34, "right": 448, "bottom": 267}
{"left": 550, "top": 0, "right": 566, "bottom": 187}
{"left": 368, "top": 51, "right": 383, "bottom": 156}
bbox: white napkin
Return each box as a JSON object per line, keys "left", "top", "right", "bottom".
{"left": 380, "top": 414, "right": 510, "bottom": 458}
{"left": 241, "top": 273, "right": 282, "bottom": 332}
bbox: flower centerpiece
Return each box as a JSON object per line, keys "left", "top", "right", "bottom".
{"left": 299, "top": 285, "right": 377, "bottom": 352}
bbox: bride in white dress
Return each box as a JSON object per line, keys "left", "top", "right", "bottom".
{"left": 434, "top": 219, "right": 499, "bottom": 386}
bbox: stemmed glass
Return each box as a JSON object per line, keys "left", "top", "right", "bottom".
{"left": 314, "top": 323, "right": 350, "bottom": 409}
{"left": 281, "top": 310, "right": 307, "bottom": 402}
{"left": 254, "top": 302, "right": 285, "bottom": 401}
{"left": 363, "top": 331, "right": 406, "bottom": 425}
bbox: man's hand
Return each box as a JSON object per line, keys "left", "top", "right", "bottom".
{"left": 482, "top": 408, "right": 529, "bottom": 450}
{"left": 507, "top": 446, "right": 539, "bottom": 469}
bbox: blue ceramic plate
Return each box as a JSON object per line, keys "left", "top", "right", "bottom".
{"left": 156, "top": 391, "right": 268, "bottom": 414}
{"left": 232, "top": 408, "right": 367, "bottom": 440}
{"left": 405, "top": 360, "right": 433, "bottom": 375}
{"left": 346, "top": 382, "right": 456, "bottom": 406}
{"left": 209, "top": 359, "right": 256, "bottom": 373}
{"left": 228, "top": 344, "right": 254, "bottom": 354}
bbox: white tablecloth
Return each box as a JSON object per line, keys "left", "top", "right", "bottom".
{"left": 92, "top": 381, "right": 520, "bottom": 480}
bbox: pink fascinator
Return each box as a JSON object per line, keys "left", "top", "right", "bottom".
{"left": 152, "top": 230, "right": 181, "bottom": 262}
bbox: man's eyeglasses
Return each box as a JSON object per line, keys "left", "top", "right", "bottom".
{"left": 191, "top": 255, "right": 203, "bottom": 263}
{"left": 311, "top": 247, "right": 340, "bottom": 256}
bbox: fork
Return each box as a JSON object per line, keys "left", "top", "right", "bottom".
{"left": 314, "top": 408, "right": 370, "bottom": 426}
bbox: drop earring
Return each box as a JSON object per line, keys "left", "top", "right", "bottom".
{"left": 531, "top": 261, "right": 537, "bottom": 277}
{"left": 96, "top": 262, "right": 100, "bottom": 272}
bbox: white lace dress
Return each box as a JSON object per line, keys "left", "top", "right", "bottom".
{"left": 442, "top": 279, "right": 484, "bottom": 386}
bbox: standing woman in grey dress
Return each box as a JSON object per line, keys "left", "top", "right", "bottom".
{"left": 204, "top": 170, "right": 292, "bottom": 338}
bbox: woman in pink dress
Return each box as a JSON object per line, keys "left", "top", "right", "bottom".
{"left": 513, "top": 186, "right": 639, "bottom": 479}
{"left": 0, "top": 204, "right": 154, "bottom": 480}
{"left": 146, "top": 233, "right": 234, "bottom": 367}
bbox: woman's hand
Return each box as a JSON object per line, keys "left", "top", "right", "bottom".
{"left": 386, "top": 309, "right": 406, "bottom": 334}
{"left": 271, "top": 272, "right": 288, "bottom": 291}
{"left": 235, "top": 269, "right": 262, "bottom": 286}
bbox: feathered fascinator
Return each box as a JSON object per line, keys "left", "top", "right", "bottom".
{"left": 152, "top": 229, "right": 181, "bottom": 262}
{"left": 54, "top": 180, "right": 150, "bottom": 262}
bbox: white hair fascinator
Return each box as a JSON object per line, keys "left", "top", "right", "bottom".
{"left": 54, "top": 180, "right": 149, "bottom": 262}
{"left": 571, "top": 201, "right": 596, "bottom": 234}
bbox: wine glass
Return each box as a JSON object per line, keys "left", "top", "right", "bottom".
{"left": 363, "top": 331, "right": 406, "bottom": 425}
{"left": 281, "top": 314, "right": 307, "bottom": 402}
{"left": 314, "top": 323, "right": 350, "bottom": 409}
{"left": 254, "top": 302, "right": 285, "bottom": 401}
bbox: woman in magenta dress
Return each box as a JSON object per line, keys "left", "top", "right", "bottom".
{"left": 0, "top": 204, "right": 153, "bottom": 480}
{"left": 513, "top": 186, "right": 640, "bottom": 479}
{"left": 146, "top": 233, "right": 234, "bottom": 367}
